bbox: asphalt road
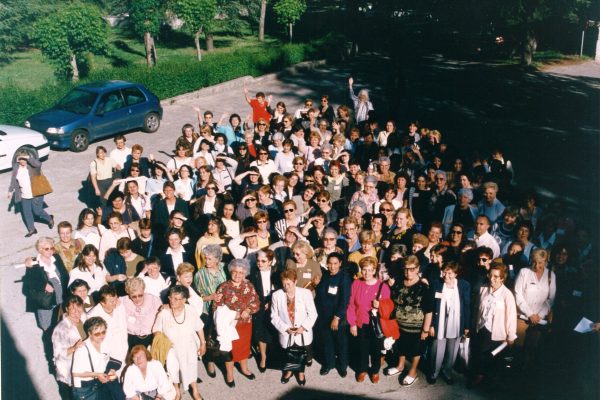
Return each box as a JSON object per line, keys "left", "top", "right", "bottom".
{"left": 1, "top": 56, "right": 598, "bottom": 400}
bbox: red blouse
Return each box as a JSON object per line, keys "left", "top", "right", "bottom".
{"left": 213, "top": 280, "right": 260, "bottom": 323}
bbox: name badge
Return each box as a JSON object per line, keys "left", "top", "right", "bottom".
{"left": 435, "top": 292, "right": 443, "bottom": 299}
{"left": 508, "top": 265, "right": 514, "bottom": 271}
{"left": 328, "top": 286, "right": 338, "bottom": 295}
{"left": 572, "top": 290, "right": 583, "bottom": 298}
{"left": 302, "top": 272, "right": 312, "bottom": 279}
{"left": 413, "top": 193, "right": 419, "bottom": 198}
{"left": 334, "top": 185, "right": 341, "bottom": 191}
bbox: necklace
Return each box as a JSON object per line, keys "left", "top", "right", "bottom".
{"left": 172, "top": 308, "right": 186, "bottom": 325}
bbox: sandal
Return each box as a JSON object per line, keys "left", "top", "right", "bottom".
{"left": 384, "top": 367, "right": 403, "bottom": 376}
{"left": 402, "top": 374, "right": 418, "bottom": 386}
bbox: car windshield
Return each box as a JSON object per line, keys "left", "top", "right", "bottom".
{"left": 54, "top": 89, "right": 98, "bottom": 114}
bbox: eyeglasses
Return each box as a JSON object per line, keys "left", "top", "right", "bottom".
{"left": 435, "top": 177, "right": 446, "bottom": 181}
{"left": 245, "top": 198, "right": 257, "bottom": 202}
{"left": 129, "top": 294, "right": 144, "bottom": 299}
{"left": 257, "top": 220, "right": 268, "bottom": 223}
{"left": 207, "top": 187, "right": 216, "bottom": 191}
{"left": 381, "top": 208, "right": 393, "bottom": 212}
{"left": 258, "top": 123, "right": 267, "bottom": 126}
{"left": 239, "top": 148, "right": 247, "bottom": 151}
{"left": 284, "top": 209, "right": 295, "bottom": 213}
{"left": 130, "top": 169, "right": 140, "bottom": 172}
{"left": 259, "top": 152, "right": 268, "bottom": 155}
{"left": 318, "top": 199, "right": 328, "bottom": 203}
{"left": 92, "top": 330, "right": 107, "bottom": 337}
{"left": 294, "top": 162, "right": 304, "bottom": 165}
{"left": 41, "top": 247, "right": 53, "bottom": 251}
{"left": 479, "top": 257, "right": 489, "bottom": 262}
{"left": 304, "top": 180, "right": 314, "bottom": 184}
{"left": 366, "top": 185, "right": 375, "bottom": 189}
{"left": 451, "top": 230, "right": 463, "bottom": 234}
{"left": 324, "top": 237, "right": 336, "bottom": 241}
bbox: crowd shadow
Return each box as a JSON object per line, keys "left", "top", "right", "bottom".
{"left": 1, "top": 316, "right": 41, "bottom": 400}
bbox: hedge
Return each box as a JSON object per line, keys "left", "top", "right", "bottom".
{"left": 0, "top": 34, "right": 345, "bottom": 126}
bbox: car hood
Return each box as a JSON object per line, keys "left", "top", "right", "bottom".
{"left": 0, "top": 125, "right": 48, "bottom": 143}
{"left": 27, "top": 109, "right": 83, "bottom": 132}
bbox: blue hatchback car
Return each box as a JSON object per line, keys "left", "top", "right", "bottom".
{"left": 25, "top": 80, "right": 163, "bottom": 152}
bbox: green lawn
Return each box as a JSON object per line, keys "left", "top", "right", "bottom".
{"left": 0, "top": 25, "right": 276, "bottom": 90}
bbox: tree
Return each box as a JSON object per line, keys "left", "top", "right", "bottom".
{"left": 31, "top": 3, "right": 108, "bottom": 82}
{"left": 129, "top": 0, "right": 164, "bottom": 67}
{"left": 273, "top": 0, "right": 306, "bottom": 43}
{"left": 172, "top": 0, "right": 217, "bottom": 61}
{"left": 259, "top": 0, "right": 267, "bottom": 41}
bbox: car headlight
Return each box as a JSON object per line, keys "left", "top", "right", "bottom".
{"left": 46, "top": 127, "right": 65, "bottom": 134}
{"left": 24, "top": 121, "right": 31, "bottom": 128}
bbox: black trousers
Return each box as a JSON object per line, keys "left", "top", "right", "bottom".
{"left": 127, "top": 333, "right": 154, "bottom": 351}
{"left": 471, "top": 328, "right": 504, "bottom": 376}
{"left": 356, "top": 323, "right": 382, "bottom": 375}
{"left": 321, "top": 319, "right": 349, "bottom": 371}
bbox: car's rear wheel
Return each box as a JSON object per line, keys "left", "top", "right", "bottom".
{"left": 12, "top": 146, "right": 38, "bottom": 164}
{"left": 70, "top": 129, "right": 89, "bottom": 152}
{"left": 142, "top": 112, "right": 160, "bottom": 133}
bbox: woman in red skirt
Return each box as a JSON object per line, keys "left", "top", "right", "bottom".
{"left": 214, "top": 259, "right": 260, "bottom": 387}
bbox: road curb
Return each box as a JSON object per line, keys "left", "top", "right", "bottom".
{"left": 162, "top": 59, "right": 327, "bottom": 106}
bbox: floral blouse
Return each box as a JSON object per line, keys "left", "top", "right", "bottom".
{"left": 213, "top": 280, "right": 260, "bottom": 323}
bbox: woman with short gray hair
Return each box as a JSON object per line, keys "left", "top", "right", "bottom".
{"left": 213, "top": 259, "right": 260, "bottom": 387}
{"left": 350, "top": 175, "right": 379, "bottom": 214}
{"left": 23, "top": 237, "right": 69, "bottom": 331}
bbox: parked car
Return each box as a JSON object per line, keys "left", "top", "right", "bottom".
{"left": 25, "top": 80, "right": 163, "bottom": 152}
{"left": 0, "top": 125, "right": 50, "bottom": 172}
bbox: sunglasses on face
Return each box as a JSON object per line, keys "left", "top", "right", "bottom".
{"left": 451, "top": 230, "right": 463, "bottom": 234}
{"left": 246, "top": 198, "right": 257, "bottom": 202}
{"left": 479, "top": 257, "right": 489, "bottom": 262}
{"left": 284, "top": 209, "right": 295, "bottom": 213}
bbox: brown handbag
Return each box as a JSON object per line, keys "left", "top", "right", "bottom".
{"left": 31, "top": 174, "right": 53, "bottom": 197}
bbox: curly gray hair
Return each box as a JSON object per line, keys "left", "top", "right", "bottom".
{"left": 228, "top": 258, "right": 251, "bottom": 277}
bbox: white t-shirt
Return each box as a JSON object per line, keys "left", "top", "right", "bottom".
{"left": 110, "top": 147, "right": 132, "bottom": 169}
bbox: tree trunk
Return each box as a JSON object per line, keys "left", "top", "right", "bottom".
{"left": 259, "top": 0, "right": 267, "bottom": 42}
{"left": 144, "top": 31, "right": 154, "bottom": 67}
{"left": 70, "top": 53, "right": 79, "bottom": 83}
{"left": 206, "top": 32, "right": 214, "bottom": 52}
{"left": 289, "top": 23, "right": 293, "bottom": 43}
{"left": 521, "top": 28, "right": 537, "bottom": 66}
{"left": 194, "top": 29, "right": 202, "bottom": 61}
{"left": 596, "top": 25, "right": 600, "bottom": 63}
{"left": 151, "top": 35, "right": 157, "bottom": 64}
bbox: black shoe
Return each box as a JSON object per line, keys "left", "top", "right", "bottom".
{"left": 25, "top": 230, "right": 37, "bottom": 238}
{"left": 295, "top": 372, "right": 306, "bottom": 386}
{"left": 225, "top": 379, "right": 235, "bottom": 388}
{"left": 281, "top": 372, "right": 292, "bottom": 384}
{"left": 440, "top": 371, "right": 454, "bottom": 385}
{"left": 48, "top": 215, "right": 54, "bottom": 229}
{"left": 206, "top": 368, "right": 216, "bottom": 378}
{"left": 338, "top": 369, "right": 347, "bottom": 378}
{"left": 258, "top": 364, "right": 267, "bottom": 373}
{"left": 320, "top": 367, "right": 331, "bottom": 376}
{"left": 241, "top": 372, "right": 256, "bottom": 380}
{"left": 306, "top": 359, "right": 313, "bottom": 367}
{"left": 426, "top": 375, "right": 437, "bottom": 384}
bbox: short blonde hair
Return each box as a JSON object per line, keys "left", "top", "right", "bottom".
{"left": 291, "top": 240, "right": 314, "bottom": 259}
{"left": 125, "top": 277, "right": 145, "bottom": 295}
{"left": 177, "top": 262, "right": 195, "bottom": 276}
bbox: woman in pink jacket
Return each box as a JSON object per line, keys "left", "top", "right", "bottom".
{"left": 470, "top": 263, "right": 517, "bottom": 387}
{"left": 347, "top": 256, "right": 390, "bottom": 384}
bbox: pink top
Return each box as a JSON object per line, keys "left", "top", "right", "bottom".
{"left": 347, "top": 279, "right": 390, "bottom": 328}
{"left": 121, "top": 294, "right": 163, "bottom": 336}
{"left": 477, "top": 284, "right": 517, "bottom": 341}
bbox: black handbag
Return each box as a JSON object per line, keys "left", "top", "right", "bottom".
{"left": 370, "top": 282, "right": 385, "bottom": 339}
{"left": 283, "top": 335, "right": 307, "bottom": 372}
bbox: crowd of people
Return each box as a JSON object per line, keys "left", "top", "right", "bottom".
{"left": 16, "top": 77, "right": 599, "bottom": 400}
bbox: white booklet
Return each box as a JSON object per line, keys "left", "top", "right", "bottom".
{"left": 574, "top": 317, "right": 595, "bottom": 334}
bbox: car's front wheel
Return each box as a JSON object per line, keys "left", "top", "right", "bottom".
{"left": 142, "top": 112, "right": 160, "bottom": 133}
{"left": 70, "top": 129, "right": 89, "bottom": 152}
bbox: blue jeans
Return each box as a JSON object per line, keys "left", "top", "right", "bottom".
{"left": 20, "top": 196, "right": 51, "bottom": 232}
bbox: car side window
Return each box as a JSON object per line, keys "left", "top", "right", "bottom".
{"left": 97, "top": 91, "right": 125, "bottom": 114}
{"left": 122, "top": 87, "right": 147, "bottom": 106}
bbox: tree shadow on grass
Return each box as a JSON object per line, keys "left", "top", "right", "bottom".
{"left": 113, "top": 39, "right": 146, "bottom": 58}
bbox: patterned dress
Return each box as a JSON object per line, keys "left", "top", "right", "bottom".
{"left": 213, "top": 280, "right": 260, "bottom": 361}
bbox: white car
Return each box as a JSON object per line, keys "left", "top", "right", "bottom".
{"left": 0, "top": 125, "right": 50, "bottom": 172}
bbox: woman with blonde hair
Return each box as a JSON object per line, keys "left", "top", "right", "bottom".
{"left": 285, "top": 241, "right": 321, "bottom": 292}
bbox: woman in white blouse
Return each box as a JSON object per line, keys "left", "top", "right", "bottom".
{"left": 98, "top": 212, "right": 136, "bottom": 261}
{"left": 73, "top": 208, "right": 101, "bottom": 249}
{"left": 71, "top": 317, "right": 119, "bottom": 399}
{"left": 174, "top": 165, "right": 195, "bottom": 202}
{"left": 514, "top": 248, "right": 556, "bottom": 364}
{"left": 68, "top": 245, "right": 111, "bottom": 296}
{"left": 122, "top": 345, "right": 177, "bottom": 400}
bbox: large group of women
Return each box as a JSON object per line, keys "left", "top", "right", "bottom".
{"left": 19, "top": 77, "right": 599, "bottom": 400}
